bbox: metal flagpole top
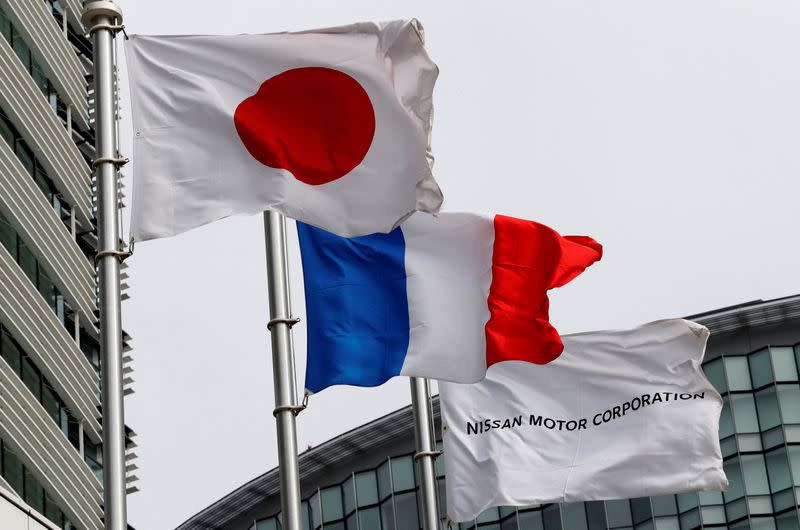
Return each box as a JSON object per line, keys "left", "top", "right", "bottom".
{"left": 81, "top": 1, "right": 123, "bottom": 26}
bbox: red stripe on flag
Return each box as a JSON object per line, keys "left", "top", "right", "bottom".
{"left": 485, "top": 215, "right": 603, "bottom": 367}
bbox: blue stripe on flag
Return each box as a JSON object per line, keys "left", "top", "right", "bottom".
{"left": 296, "top": 222, "right": 410, "bottom": 393}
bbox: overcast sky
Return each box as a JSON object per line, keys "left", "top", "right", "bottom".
{"left": 116, "top": 1, "right": 800, "bottom": 528}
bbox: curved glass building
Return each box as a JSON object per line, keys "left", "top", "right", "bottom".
{"left": 0, "top": 1, "right": 135, "bottom": 529}
{"left": 178, "top": 295, "right": 800, "bottom": 530}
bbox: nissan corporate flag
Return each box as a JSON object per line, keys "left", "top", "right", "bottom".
{"left": 440, "top": 319, "right": 728, "bottom": 522}
{"left": 125, "top": 20, "right": 442, "bottom": 240}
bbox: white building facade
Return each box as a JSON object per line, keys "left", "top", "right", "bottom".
{"left": 0, "top": 1, "right": 134, "bottom": 528}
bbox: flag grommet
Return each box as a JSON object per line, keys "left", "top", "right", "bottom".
{"left": 267, "top": 317, "right": 301, "bottom": 330}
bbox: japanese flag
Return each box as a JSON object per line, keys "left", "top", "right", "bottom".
{"left": 125, "top": 20, "right": 442, "bottom": 240}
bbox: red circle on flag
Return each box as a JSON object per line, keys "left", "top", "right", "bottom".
{"left": 234, "top": 67, "right": 376, "bottom": 186}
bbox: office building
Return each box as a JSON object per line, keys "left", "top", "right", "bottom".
{"left": 0, "top": 1, "right": 134, "bottom": 529}
{"left": 178, "top": 295, "right": 800, "bottom": 530}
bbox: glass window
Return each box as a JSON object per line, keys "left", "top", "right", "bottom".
{"left": 750, "top": 349, "right": 774, "bottom": 388}
{"left": 765, "top": 447, "right": 791, "bottom": 492}
{"left": 342, "top": 474, "right": 355, "bottom": 515}
{"left": 770, "top": 347, "right": 798, "bottom": 381}
{"left": 21, "top": 355, "right": 41, "bottom": 399}
{"left": 719, "top": 396, "right": 734, "bottom": 438}
{"left": 0, "top": 8, "right": 10, "bottom": 41}
{"left": 437, "top": 478, "right": 446, "bottom": 521}
{"left": 675, "top": 492, "right": 697, "bottom": 513}
{"left": 605, "top": 499, "right": 633, "bottom": 527}
{"left": 359, "top": 506, "right": 381, "bottom": 530}
{"left": 2, "top": 443, "right": 24, "bottom": 496}
{"left": 1, "top": 329, "right": 22, "bottom": 374}
{"left": 356, "top": 469, "right": 379, "bottom": 507}
{"left": 723, "top": 458, "right": 744, "bottom": 502}
{"left": 394, "top": 491, "right": 419, "bottom": 530}
{"left": 44, "top": 494, "right": 64, "bottom": 527}
{"left": 725, "top": 357, "right": 752, "bottom": 391}
{"left": 41, "top": 384, "right": 60, "bottom": 424}
{"left": 755, "top": 387, "right": 781, "bottom": 430}
{"left": 477, "top": 507, "right": 500, "bottom": 523}
{"left": 309, "top": 491, "right": 321, "bottom": 529}
{"left": 380, "top": 498, "right": 395, "bottom": 530}
{"left": 653, "top": 517, "right": 678, "bottom": 530}
{"left": 777, "top": 510, "right": 800, "bottom": 530}
{"left": 0, "top": 215, "right": 16, "bottom": 257}
{"left": 650, "top": 496, "right": 677, "bottom": 516}
{"left": 741, "top": 454, "right": 770, "bottom": 495}
{"left": 586, "top": 501, "right": 606, "bottom": 530}
{"left": 390, "top": 455, "right": 415, "bottom": 492}
{"left": 517, "top": 509, "right": 544, "bottom": 530}
{"left": 542, "top": 505, "right": 562, "bottom": 530}
{"left": 24, "top": 468, "right": 44, "bottom": 513}
{"left": 320, "top": 486, "right": 343, "bottom": 522}
{"left": 18, "top": 240, "right": 37, "bottom": 285}
{"left": 703, "top": 358, "right": 726, "bottom": 393}
{"left": 12, "top": 29, "right": 30, "bottom": 68}
{"left": 697, "top": 490, "right": 723, "bottom": 505}
{"left": 789, "top": 446, "right": 800, "bottom": 487}
{"left": 255, "top": 518, "right": 279, "bottom": 530}
{"left": 731, "top": 393, "right": 760, "bottom": 433}
{"left": 749, "top": 517, "right": 777, "bottom": 530}
{"left": 777, "top": 384, "right": 800, "bottom": 423}
{"left": 378, "top": 460, "right": 392, "bottom": 500}
{"left": 561, "top": 503, "right": 588, "bottom": 530}
{"left": 630, "top": 498, "right": 652, "bottom": 524}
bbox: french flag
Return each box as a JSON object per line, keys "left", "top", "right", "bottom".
{"left": 297, "top": 212, "right": 602, "bottom": 393}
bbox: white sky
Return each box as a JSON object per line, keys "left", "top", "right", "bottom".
{"left": 117, "top": 1, "right": 800, "bottom": 528}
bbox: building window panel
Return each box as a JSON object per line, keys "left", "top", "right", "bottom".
{"left": 377, "top": 459, "right": 392, "bottom": 501}
{"left": 2, "top": 442, "right": 24, "bottom": 496}
{"left": 23, "top": 468, "right": 44, "bottom": 514}
{"left": 585, "top": 501, "right": 606, "bottom": 530}
{"left": 320, "top": 485, "right": 343, "bottom": 522}
{"left": 358, "top": 506, "right": 381, "bottom": 530}
{"left": 393, "top": 491, "right": 419, "bottom": 530}
{"left": 770, "top": 347, "right": 798, "bottom": 381}
{"left": 776, "top": 510, "right": 800, "bottom": 530}
{"left": 755, "top": 388, "right": 781, "bottom": 431}
{"left": 342, "top": 474, "right": 355, "bottom": 515}
{"left": 723, "top": 458, "right": 745, "bottom": 502}
{"left": 355, "top": 469, "right": 379, "bottom": 507}
{"left": 765, "top": 447, "right": 792, "bottom": 492}
{"left": 731, "top": 393, "right": 760, "bottom": 433}
{"left": 749, "top": 516, "right": 777, "bottom": 530}
{"left": 703, "top": 358, "right": 726, "bottom": 394}
{"left": 777, "top": 384, "right": 800, "bottom": 423}
{"left": 750, "top": 349, "right": 775, "bottom": 388}
{"left": 741, "top": 454, "right": 770, "bottom": 495}
{"left": 725, "top": 357, "right": 753, "bottom": 391}
{"left": 650, "top": 496, "right": 677, "bottom": 517}
{"left": 605, "top": 499, "right": 633, "bottom": 527}
{"left": 517, "top": 509, "right": 544, "bottom": 530}
{"left": 542, "top": 505, "right": 562, "bottom": 530}
{"left": 380, "top": 497, "right": 395, "bottom": 530}
{"left": 561, "top": 503, "right": 588, "bottom": 530}
{"left": 390, "top": 455, "right": 415, "bottom": 492}
{"left": 788, "top": 445, "right": 800, "bottom": 486}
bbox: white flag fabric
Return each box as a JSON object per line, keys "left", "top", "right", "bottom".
{"left": 124, "top": 20, "right": 442, "bottom": 241}
{"left": 439, "top": 319, "right": 728, "bottom": 522}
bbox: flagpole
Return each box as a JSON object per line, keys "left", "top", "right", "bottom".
{"left": 263, "top": 211, "right": 303, "bottom": 530}
{"left": 410, "top": 377, "right": 441, "bottom": 530}
{"left": 81, "top": 2, "right": 128, "bottom": 530}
